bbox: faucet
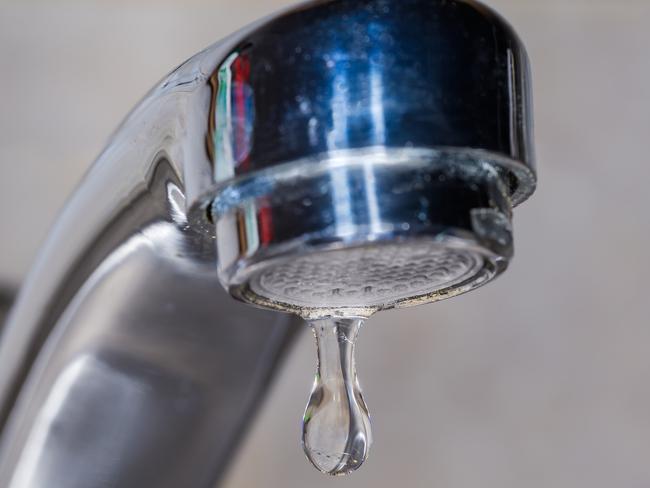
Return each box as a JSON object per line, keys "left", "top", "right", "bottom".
{"left": 0, "top": 0, "right": 536, "bottom": 486}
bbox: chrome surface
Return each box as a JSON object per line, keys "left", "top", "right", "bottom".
{"left": 215, "top": 151, "right": 515, "bottom": 318}
{"left": 205, "top": 0, "right": 536, "bottom": 199}
{"left": 0, "top": 9, "right": 303, "bottom": 488}
{"left": 206, "top": 0, "right": 535, "bottom": 318}
{"left": 0, "top": 0, "right": 535, "bottom": 486}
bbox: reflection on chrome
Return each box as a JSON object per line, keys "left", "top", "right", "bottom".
{"left": 10, "top": 356, "right": 90, "bottom": 488}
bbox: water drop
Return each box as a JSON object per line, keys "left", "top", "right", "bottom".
{"left": 302, "top": 317, "right": 372, "bottom": 476}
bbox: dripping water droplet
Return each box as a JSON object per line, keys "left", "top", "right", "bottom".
{"left": 302, "top": 317, "right": 372, "bottom": 476}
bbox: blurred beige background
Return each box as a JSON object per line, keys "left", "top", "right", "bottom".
{"left": 1, "top": 0, "right": 650, "bottom": 487}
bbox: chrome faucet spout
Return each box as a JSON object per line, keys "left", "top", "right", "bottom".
{"left": 0, "top": 1, "right": 536, "bottom": 486}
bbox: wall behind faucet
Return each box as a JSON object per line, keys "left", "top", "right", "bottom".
{"left": 1, "top": 1, "right": 650, "bottom": 487}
